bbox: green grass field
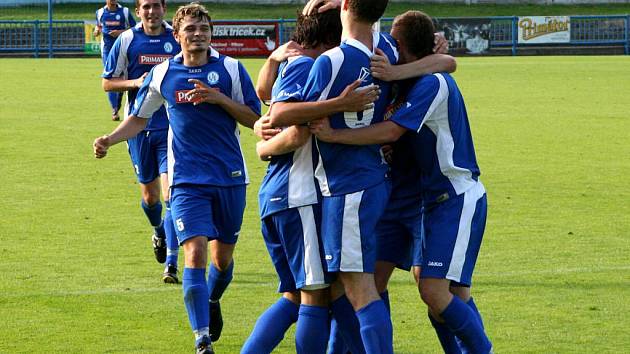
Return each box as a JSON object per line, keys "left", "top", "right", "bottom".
{"left": 1, "top": 56, "right": 629, "bottom": 353}
{"left": 1, "top": 2, "right": 630, "bottom": 20}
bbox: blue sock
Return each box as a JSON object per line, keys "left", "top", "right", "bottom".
{"left": 380, "top": 290, "right": 390, "bottom": 313}
{"left": 327, "top": 317, "right": 349, "bottom": 354}
{"left": 107, "top": 91, "right": 122, "bottom": 113}
{"left": 164, "top": 201, "right": 179, "bottom": 266}
{"left": 331, "top": 295, "right": 365, "bottom": 354}
{"left": 356, "top": 300, "right": 393, "bottom": 354}
{"left": 429, "top": 313, "right": 463, "bottom": 354}
{"left": 141, "top": 200, "right": 164, "bottom": 236}
{"left": 295, "top": 304, "right": 329, "bottom": 354}
{"left": 440, "top": 296, "right": 492, "bottom": 354}
{"left": 467, "top": 297, "right": 485, "bottom": 329}
{"left": 183, "top": 268, "right": 209, "bottom": 338}
{"left": 241, "top": 297, "right": 299, "bottom": 354}
{"left": 208, "top": 261, "right": 234, "bottom": 301}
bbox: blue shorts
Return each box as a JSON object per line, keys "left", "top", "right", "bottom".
{"left": 420, "top": 182, "right": 487, "bottom": 286}
{"left": 376, "top": 197, "right": 424, "bottom": 271}
{"left": 170, "top": 184, "right": 246, "bottom": 246}
{"left": 321, "top": 181, "right": 391, "bottom": 273}
{"left": 126, "top": 129, "right": 168, "bottom": 184}
{"left": 261, "top": 204, "right": 331, "bottom": 292}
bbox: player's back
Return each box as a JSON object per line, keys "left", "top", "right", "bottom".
{"left": 302, "top": 31, "right": 399, "bottom": 196}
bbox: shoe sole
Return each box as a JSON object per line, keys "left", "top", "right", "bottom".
{"left": 162, "top": 275, "right": 178, "bottom": 284}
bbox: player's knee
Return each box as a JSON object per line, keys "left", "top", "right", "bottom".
{"left": 419, "top": 281, "right": 445, "bottom": 310}
{"left": 142, "top": 190, "right": 161, "bottom": 206}
{"left": 212, "top": 256, "right": 233, "bottom": 272}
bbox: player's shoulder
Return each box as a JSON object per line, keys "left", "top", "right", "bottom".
{"left": 285, "top": 55, "right": 314, "bottom": 71}
{"left": 411, "top": 73, "right": 449, "bottom": 96}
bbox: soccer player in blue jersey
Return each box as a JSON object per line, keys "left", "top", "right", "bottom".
{"left": 242, "top": 6, "right": 378, "bottom": 353}
{"left": 101, "top": 0, "right": 180, "bottom": 283}
{"left": 95, "top": 0, "right": 136, "bottom": 121}
{"left": 94, "top": 3, "right": 260, "bottom": 353}
{"left": 310, "top": 10, "right": 493, "bottom": 354}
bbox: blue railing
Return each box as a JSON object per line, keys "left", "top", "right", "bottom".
{"left": 1, "top": 15, "right": 628, "bottom": 56}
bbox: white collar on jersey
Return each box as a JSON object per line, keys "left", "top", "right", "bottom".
{"left": 342, "top": 31, "right": 381, "bottom": 57}
{"left": 174, "top": 47, "right": 220, "bottom": 63}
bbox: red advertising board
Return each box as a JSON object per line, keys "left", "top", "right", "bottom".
{"left": 211, "top": 21, "right": 279, "bottom": 57}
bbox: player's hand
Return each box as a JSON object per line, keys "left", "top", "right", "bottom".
{"left": 187, "top": 79, "right": 226, "bottom": 105}
{"left": 371, "top": 48, "right": 397, "bottom": 82}
{"left": 93, "top": 27, "right": 101, "bottom": 37}
{"left": 309, "top": 117, "right": 336, "bottom": 142}
{"left": 254, "top": 115, "right": 281, "bottom": 140}
{"left": 433, "top": 32, "right": 449, "bottom": 54}
{"left": 269, "top": 41, "right": 303, "bottom": 63}
{"left": 93, "top": 135, "right": 111, "bottom": 159}
{"left": 381, "top": 144, "right": 394, "bottom": 164}
{"left": 134, "top": 72, "right": 148, "bottom": 88}
{"left": 302, "top": 0, "right": 341, "bottom": 15}
{"left": 337, "top": 79, "right": 379, "bottom": 112}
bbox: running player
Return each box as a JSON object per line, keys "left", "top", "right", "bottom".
{"left": 94, "top": 0, "right": 135, "bottom": 120}
{"left": 102, "top": 0, "right": 180, "bottom": 282}
{"left": 94, "top": 3, "right": 260, "bottom": 353}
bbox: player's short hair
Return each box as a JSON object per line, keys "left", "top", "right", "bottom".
{"left": 393, "top": 11, "right": 435, "bottom": 59}
{"left": 135, "top": 0, "right": 166, "bottom": 9}
{"left": 291, "top": 5, "right": 341, "bottom": 49}
{"left": 347, "top": 0, "right": 388, "bottom": 24}
{"left": 172, "top": 2, "right": 212, "bottom": 34}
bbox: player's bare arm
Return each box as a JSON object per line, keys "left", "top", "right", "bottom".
{"left": 93, "top": 115, "right": 148, "bottom": 158}
{"left": 187, "top": 79, "right": 259, "bottom": 129}
{"left": 256, "top": 125, "right": 311, "bottom": 161}
{"left": 102, "top": 72, "right": 148, "bottom": 92}
{"left": 269, "top": 79, "right": 379, "bottom": 127}
{"left": 371, "top": 48, "right": 456, "bottom": 82}
{"left": 310, "top": 116, "right": 407, "bottom": 145}
{"left": 256, "top": 41, "right": 304, "bottom": 101}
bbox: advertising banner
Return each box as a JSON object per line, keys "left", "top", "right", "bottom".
{"left": 84, "top": 20, "right": 100, "bottom": 54}
{"left": 434, "top": 18, "right": 492, "bottom": 55}
{"left": 518, "top": 16, "right": 571, "bottom": 44}
{"left": 211, "top": 22, "right": 278, "bottom": 56}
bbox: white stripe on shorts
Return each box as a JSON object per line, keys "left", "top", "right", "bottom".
{"left": 298, "top": 205, "right": 327, "bottom": 289}
{"left": 446, "top": 182, "right": 486, "bottom": 282}
{"left": 340, "top": 190, "right": 364, "bottom": 272}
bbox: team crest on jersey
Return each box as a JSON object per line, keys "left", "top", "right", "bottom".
{"left": 139, "top": 54, "right": 172, "bottom": 65}
{"left": 164, "top": 42, "right": 174, "bottom": 53}
{"left": 207, "top": 71, "right": 219, "bottom": 85}
{"left": 358, "top": 67, "right": 371, "bottom": 82}
{"left": 116, "top": 14, "right": 121, "bottom": 20}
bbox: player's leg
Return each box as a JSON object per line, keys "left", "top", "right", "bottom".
{"left": 127, "top": 132, "right": 167, "bottom": 263}
{"left": 206, "top": 185, "right": 246, "bottom": 342}
{"left": 419, "top": 183, "right": 492, "bottom": 354}
{"left": 170, "top": 185, "right": 215, "bottom": 352}
{"left": 323, "top": 182, "right": 393, "bottom": 354}
{"left": 161, "top": 172, "right": 179, "bottom": 283}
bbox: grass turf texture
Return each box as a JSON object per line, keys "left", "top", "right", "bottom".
{"left": 1, "top": 56, "right": 629, "bottom": 353}
{"left": 1, "top": 2, "right": 630, "bottom": 20}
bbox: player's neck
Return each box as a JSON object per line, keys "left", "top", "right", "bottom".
{"left": 106, "top": 4, "right": 117, "bottom": 11}
{"left": 181, "top": 51, "right": 208, "bottom": 67}
{"left": 143, "top": 23, "right": 164, "bottom": 36}
{"left": 342, "top": 21, "right": 374, "bottom": 51}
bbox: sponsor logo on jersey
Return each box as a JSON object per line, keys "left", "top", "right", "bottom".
{"left": 105, "top": 20, "right": 121, "bottom": 26}
{"left": 207, "top": 71, "right": 219, "bottom": 85}
{"left": 276, "top": 90, "right": 300, "bottom": 99}
{"left": 427, "top": 261, "right": 443, "bottom": 267}
{"left": 189, "top": 68, "right": 202, "bottom": 74}
{"left": 325, "top": 255, "right": 333, "bottom": 260}
{"left": 269, "top": 197, "right": 282, "bottom": 202}
{"left": 164, "top": 42, "right": 173, "bottom": 53}
{"left": 175, "top": 90, "right": 194, "bottom": 103}
{"left": 149, "top": 39, "right": 161, "bottom": 43}
{"left": 138, "top": 54, "right": 172, "bottom": 65}
{"left": 231, "top": 170, "right": 243, "bottom": 178}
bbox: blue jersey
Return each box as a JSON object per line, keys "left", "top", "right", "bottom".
{"left": 95, "top": 4, "right": 135, "bottom": 51}
{"left": 103, "top": 22, "right": 180, "bottom": 131}
{"left": 302, "top": 32, "right": 399, "bottom": 196}
{"left": 259, "top": 56, "right": 319, "bottom": 218}
{"left": 390, "top": 73, "right": 480, "bottom": 205}
{"left": 130, "top": 48, "right": 261, "bottom": 188}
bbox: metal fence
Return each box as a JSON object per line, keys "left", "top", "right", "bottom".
{"left": 1, "top": 15, "right": 629, "bottom": 56}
